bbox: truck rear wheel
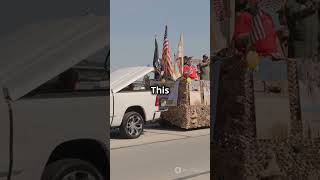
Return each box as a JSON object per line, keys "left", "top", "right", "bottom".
{"left": 41, "top": 159, "right": 104, "bottom": 180}
{"left": 120, "top": 111, "right": 144, "bottom": 139}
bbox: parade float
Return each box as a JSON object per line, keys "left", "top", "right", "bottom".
{"left": 150, "top": 23, "right": 210, "bottom": 129}
{"left": 155, "top": 78, "right": 210, "bottom": 129}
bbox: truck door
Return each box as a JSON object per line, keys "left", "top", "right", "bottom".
{"left": 0, "top": 95, "right": 9, "bottom": 180}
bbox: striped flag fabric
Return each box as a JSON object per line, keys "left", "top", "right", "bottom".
{"left": 173, "top": 33, "right": 184, "bottom": 78}
{"left": 250, "top": 9, "right": 266, "bottom": 43}
{"left": 173, "top": 52, "right": 177, "bottom": 77}
{"left": 162, "top": 25, "right": 176, "bottom": 80}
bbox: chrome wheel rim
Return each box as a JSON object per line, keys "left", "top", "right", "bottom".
{"left": 126, "top": 114, "right": 143, "bottom": 136}
{"left": 62, "top": 170, "right": 96, "bottom": 180}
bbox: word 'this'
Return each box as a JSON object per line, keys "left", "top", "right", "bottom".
{"left": 150, "top": 86, "right": 170, "bottom": 95}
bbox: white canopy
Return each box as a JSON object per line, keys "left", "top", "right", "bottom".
{"left": 0, "top": 15, "right": 109, "bottom": 100}
{"left": 110, "top": 66, "right": 154, "bottom": 93}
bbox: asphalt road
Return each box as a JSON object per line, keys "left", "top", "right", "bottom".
{"left": 110, "top": 125, "right": 210, "bottom": 180}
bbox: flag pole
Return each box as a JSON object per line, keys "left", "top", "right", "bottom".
{"left": 154, "top": 32, "right": 157, "bottom": 68}
{"left": 163, "top": 19, "right": 167, "bottom": 79}
{"left": 180, "top": 32, "right": 184, "bottom": 76}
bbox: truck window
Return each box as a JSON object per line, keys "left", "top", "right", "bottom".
{"left": 119, "top": 71, "right": 154, "bottom": 92}
{"left": 24, "top": 47, "right": 109, "bottom": 98}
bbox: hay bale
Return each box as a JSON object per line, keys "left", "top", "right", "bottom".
{"left": 161, "top": 104, "right": 210, "bottom": 129}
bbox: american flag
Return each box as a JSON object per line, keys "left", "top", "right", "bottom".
{"left": 250, "top": 9, "right": 266, "bottom": 43}
{"left": 162, "top": 25, "right": 175, "bottom": 79}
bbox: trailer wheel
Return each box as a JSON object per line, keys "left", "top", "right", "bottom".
{"left": 41, "top": 159, "right": 104, "bottom": 180}
{"left": 120, "top": 111, "right": 144, "bottom": 139}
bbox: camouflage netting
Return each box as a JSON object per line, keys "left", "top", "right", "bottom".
{"left": 212, "top": 57, "right": 320, "bottom": 180}
{"left": 161, "top": 80, "right": 210, "bottom": 129}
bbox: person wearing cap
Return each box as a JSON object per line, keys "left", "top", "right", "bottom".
{"left": 183, "top": 56, "right": 198, "bottom": 80}
{"left": 199, "top": 54, "right": 210, "bottom": 80}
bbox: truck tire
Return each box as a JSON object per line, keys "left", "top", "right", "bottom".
{"left": 120, "top": 111, "right": 144, "bottom": 139}
{"left": 41, "top": 159, "right": 104, "bottom": 180}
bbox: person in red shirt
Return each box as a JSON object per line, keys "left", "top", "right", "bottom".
{"left": 183, "top": 56, "right": 198, "bottom": 80}
{"left": 234, "top": 0, "right": 283, "bottom": 57}
{"left": 234, "top": 0, "right": 285, "bottom": 92}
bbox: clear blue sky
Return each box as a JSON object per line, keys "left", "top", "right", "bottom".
{"left": 111, "top": 0, "right": 209, "bottom": 69}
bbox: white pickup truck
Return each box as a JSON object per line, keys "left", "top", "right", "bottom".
{"left": 0, "top": 15, "right": 109, "bottom": 180}
{"left": 110, "top": 66, "right": 163, "bottom": 138}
